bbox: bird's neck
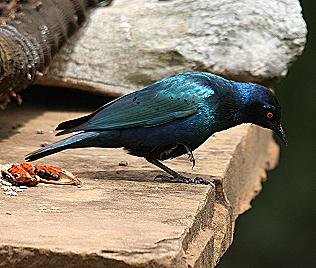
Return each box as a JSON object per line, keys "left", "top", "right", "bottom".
{"left": 204, "top": 82, "right": 247, "bottom": 131}
{"left": 205, "top": 80, "right": 258, "bottom": 132}
{"left": 232, "top": 82, "right": 258, "bottom": 123}
{"left": 233, "top": 82, "right": 255, "bottom": 103}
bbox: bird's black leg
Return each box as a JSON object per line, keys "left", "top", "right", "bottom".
{"left": 146, "top": 158, "right": 210, "bottom": 185}
{"left": 181, "top": 144, "right": 195, "bottom": 168}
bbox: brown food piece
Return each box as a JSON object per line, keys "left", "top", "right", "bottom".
{"left": 1, "top": 162, "right": 80, "bottom": 186}
{"left": 6, "top": 164, "right": 39, "bottom": 186}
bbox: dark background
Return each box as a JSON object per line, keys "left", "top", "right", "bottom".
{"left": 218, "top": 0, "right": 316, "bottom": 267}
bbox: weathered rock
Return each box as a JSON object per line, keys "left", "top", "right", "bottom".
{"left": 36, "top": 0, "right": 307, "bottom": 96}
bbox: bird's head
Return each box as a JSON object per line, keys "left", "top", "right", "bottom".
{"left": 235, "top": 82, "right": 287, "bottom": 145}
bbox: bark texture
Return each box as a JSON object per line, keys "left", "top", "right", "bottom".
{"left": 0, "top": 0, "right": 113, "bottom": 108}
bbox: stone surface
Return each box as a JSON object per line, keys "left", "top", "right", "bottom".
{"left": 0, "top": 102, "right": 279, "bottom": 267}
{"left": 36, "top": 0, "right": 307, "bottom": 96}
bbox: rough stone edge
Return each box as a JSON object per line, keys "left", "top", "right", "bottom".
{"left": 179, "top": 126, "right": 279, "bottom": 268}
{"left": 35, "top": 77, "right": 127, "bottom": 98}
{"left": 0, "top": 245, "right": 131, "bottom": 268}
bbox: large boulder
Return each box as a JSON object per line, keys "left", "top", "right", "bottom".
{"left": 37, "top": 0, "right": 307, "bottom": 96}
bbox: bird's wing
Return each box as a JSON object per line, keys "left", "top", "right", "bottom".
{"left": 57, "top": 74, "right": 214, "bottom": 134}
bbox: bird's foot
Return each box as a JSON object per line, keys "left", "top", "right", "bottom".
{"left": 154, "top": 175, "right": 211, "bottom": 185}
{"left": 193, "top": 177, "right": 211, "bottom": 185}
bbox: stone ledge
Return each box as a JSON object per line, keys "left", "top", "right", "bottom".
{"left": 0, "top": 105, "right": 278, "bottom": 267}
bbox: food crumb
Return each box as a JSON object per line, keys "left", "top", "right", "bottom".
{"left": 36, "top": 129, "right": 44, "bottom": 134}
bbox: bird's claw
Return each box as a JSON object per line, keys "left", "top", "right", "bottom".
{"left": 154, "top": 175, "right": 210, "bottom": 185}
{"left": 181, "top": 144, "right": 195, "bottom": 169}
{"left": 187, "top": 151, "right": 195, "bottom": 169}
{"left": 154, "top": 175, "right": 181, "bottom": 183}
{"left": 192, "top": 177, "right": 211, "bottom": 185}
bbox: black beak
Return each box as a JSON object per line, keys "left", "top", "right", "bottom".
{"left": 274, "top": 124, "right": 287, "bottom": 145}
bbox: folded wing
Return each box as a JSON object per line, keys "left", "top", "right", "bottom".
{"left": 56, "top": 73, "right": 214, "bottom": 135}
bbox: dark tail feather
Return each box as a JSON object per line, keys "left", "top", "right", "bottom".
{"left": 25, "top": 132, "right": 98, "bottom": 162}
{"left": 55, "top": 100, "right": 113, "bottom": 134}
{"left": 55, "top": 128, "right": 80, "bottom": 136}
{"left": 55, "top": 114, "right": 95, "bottom": 136}
{"left": 56, "top": 114, "right": 92, "bottom": 131}
{"left": 25, "top": 144, "right": 67, "bottom": 162}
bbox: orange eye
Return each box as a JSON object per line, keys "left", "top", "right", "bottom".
{"left": 266, "top": 112, "right": 274, "bottom": 119}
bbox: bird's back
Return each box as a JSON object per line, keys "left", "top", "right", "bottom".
{"left": 56, "top": 72, "right": 228, "bottom": 136}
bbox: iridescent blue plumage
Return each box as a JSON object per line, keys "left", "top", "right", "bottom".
{"left": 25, "top": 72, "right": 286, "bottom": 184}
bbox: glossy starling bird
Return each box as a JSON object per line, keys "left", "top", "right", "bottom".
{"left": 25, "top": 72, "right": 286, "bottom": 184}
